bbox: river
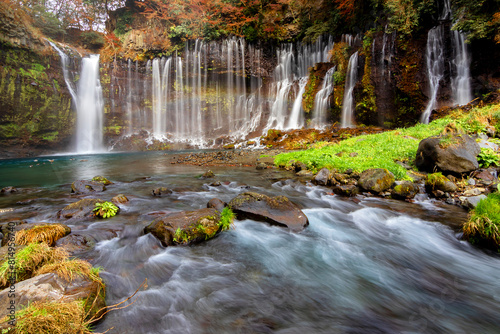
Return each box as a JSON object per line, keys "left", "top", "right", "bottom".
{"left": 1, "top": 151, "right": 499, "bottom": 333}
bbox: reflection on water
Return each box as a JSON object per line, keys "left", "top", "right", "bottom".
{"left": 0, "top": 152, "right": 499, "bottom": 333}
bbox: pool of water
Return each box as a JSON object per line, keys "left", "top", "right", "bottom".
{"left": 1, "top": 152, "right": 499, "bottom": 333}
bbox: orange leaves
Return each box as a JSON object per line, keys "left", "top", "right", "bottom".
{"left": 334, "top": 0, "right": 356, "bottom": 20}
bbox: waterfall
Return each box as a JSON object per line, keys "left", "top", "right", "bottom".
{"left": 267, "top": 45, "right": 294, "bottom": 130}
{"left": 421, "top": 26, "right": 445, "bottom": 124}
{"left": 451, "top": 31, "right": 472, "bottom": 106}
{"left": 341, "top": 52, "right": 359, "bottom": 128}
{"left": 152, "top": 59, "right": 163, "bottom": 135}
{"left": 287, "top": 77, "right": 308, "bottom": 129}
{"left": 312, "top": 67, "right": 336, "bottom": 128}
{"left": 48, "top": 41, "right": 77, "bottom": 102}
{"left": 126, "top": 59, "right": 133, "bottom": 133}
{"left": 75, "top": 55, "right": 104, "bottom": 153}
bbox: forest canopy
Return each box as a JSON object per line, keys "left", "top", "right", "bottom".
{"left": 5, "top": 0, "right": 500, "bottom": 47}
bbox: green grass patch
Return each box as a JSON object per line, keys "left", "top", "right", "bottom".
{"left": 463, "top": 192, "right": 500, "bottom": 251}
{"left": 274, "top": 103, "right": 500, "bottom": 180}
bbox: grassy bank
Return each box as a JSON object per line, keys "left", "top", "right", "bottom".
{"left": 274, "top": 102, "right": 500, "bottom": 180}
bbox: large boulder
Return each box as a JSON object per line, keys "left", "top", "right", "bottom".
{"left": 358, "top": 169, "right": 395, "bottom": 193}
{"left": 415, "top": 135, "right": 480, "bottom": 174}
{"left": 0, "top": 273, "right": 104, "bottom": 322}
{"left": 228, "top": 192, "right": 308, "bottom": 232}
{"left": 145, "top": 208, "right": 225, "bottom": 246}
{"left": 71, "top": 180, "right": 106, "bottom": 194}
{"left": 57, "top": 198, "right": 104, "bottom": 220}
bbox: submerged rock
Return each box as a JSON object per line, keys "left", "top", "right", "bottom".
{"left": 358, "top": 169, "right": 395, "bottom": 193}
{"left": 415, "top": 134, "right": 480, "bottom": 174}
{"left": 228, "top": 192, "right": 308, "bottom": 232}
{"left": 145, "top": 208, "right": 226, "bottom": 246}
{"left": 57, "top": 198, "right": 104, "bottom": 220}
{"left": 71, "top": 180, "right": 106, "bottom": 194}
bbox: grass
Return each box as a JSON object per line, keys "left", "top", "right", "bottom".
{"left": 13, "top": 300, "right": 93, "bottom": 334}
{"left": 36, "top": 259, "right": 103, "bottom": 285}
{"left": 463, "top": 192, "right": 500, "bottom": 251}
{"left": 15, "top": 224, "right": 69, "bottom": 246}
{"left": 274, "top": 103, "right": 500, "bottom": 180}
{"left": 0, "top": 243, "right": 67, "bottom": 288}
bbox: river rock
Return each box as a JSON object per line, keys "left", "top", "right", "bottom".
{"left": 391, "top": 181, "right": 420, "bottom": 200}
{"left": 152, "top": 187, "right": 172, "bottom": 196}
{"left": 57, "top": 198, "right": 104, "bottom": 220}
{"left": 0, "top": 273, "right": 104, "bottom": 321}
{"left": 256, "top": 162, "right": 267, "bottom": 170}
{"left": 358, "top": 169, "right": 395, "bottom": 193}
{"left": 92, "top": 175, "right": 113, "bottom": 185}
{"left": 473, "top": 169, "right": 496, "bottom": 182}
{"left": 415, "top": 135, "right": 480, "bottom": 174}
{"left": 145, "top": 208, "right": 223, "bottom": 246}
{"left": 463, "top": 188, "right": 483, "bottom": 196}
{"left": 312, "top": 168, "right": 330, "bottom": 186}
{"left": 207, "top": 198, "right": 226, "bottom": 211}
{"left": 296, "top": 170, "right": 313, "bottom": 177}
{"left": 112, "top": 194, "right": 129, "bottom": 205}
{"left": 200, "top": 170, "right": 215, "bottom": 179}
{"left": 332, "top": 184, "right": 359, "bottom": 197}
{"left": 71, "top": 180, "right": 106, "bottom": 194}
{"left": 0, "top": 187, "right": 17, "bottom": 194}
{"left": 228, "top": 192, "right": 308, "bottom": 232}
{"left": 462, "top": 195, "right": 487, "bottom": 209}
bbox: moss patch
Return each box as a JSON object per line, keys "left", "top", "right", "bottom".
{"left": 463, "top": 192, "right": 500, "bottom": 251}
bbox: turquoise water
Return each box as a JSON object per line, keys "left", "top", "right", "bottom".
{"left": 1, "top": 152, "right": 499, "bottom": 333}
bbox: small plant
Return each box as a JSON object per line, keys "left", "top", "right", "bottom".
{"left": 477, "top": 148, "right": 500, "bottom": 168}
{"left": 219, "top": 207, "right": 235, "bottom": 231}
{"left": 93, "top": 201, "right": 119, "bottom": 219}
{"left": 15, "top": 224, "right": 68, "bottom": 246}
{"left": 173, "top": 227, "right": 189, "bottom": 243}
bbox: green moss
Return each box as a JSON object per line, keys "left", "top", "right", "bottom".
{"left": 302, "top": 70, "right": 319, "bottom": 114}
{"left": 463, "top": 192, "right": 500, "bottom": 251}
{"left": 219, "top": 207, "right": 235, "bottom": 231}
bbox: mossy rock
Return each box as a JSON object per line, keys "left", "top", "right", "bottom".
{"left": 228, "top": 192, "right": 308, "bottom": 232}
{"left": 391, "top": 181, "right": 419, "bottom": 200}
{"left": 57, "top": 198, "right": 104, "bottom": 220}
{"left": 92, "top": 175, "right": 113, "bottom": 185}
{"left": 145, "top": 208, "right": 226, "bottom": 246}
{"left": 425, "top": 173, "right": 458, "bottom": 193}
{"left": 358, "top": 168, "right": 395, "bottom": 193}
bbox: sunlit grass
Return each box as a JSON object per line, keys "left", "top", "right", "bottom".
{"left": 274, "top": 103, "right": 500, "bottom": 180}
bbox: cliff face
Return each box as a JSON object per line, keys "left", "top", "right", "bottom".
{"left": 0, "top": 4, "right": 74, "bottom": 157}
{"left": 0, "top": 2, "right": 499, "bottom": 157}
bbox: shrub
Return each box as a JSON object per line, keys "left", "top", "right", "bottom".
{"left": 463, "top": 192, "right": 500, "bottom": 251}
{"left": 81, "top": 31, "right": 105, "bottom": 49}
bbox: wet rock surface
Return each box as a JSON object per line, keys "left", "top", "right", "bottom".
{"left": 145, "top": 208, "right": 223, "bottom": 246}
{"left": 358, "top": 169, "right": 395, "bottom": 193}
{"left": 57, "top": 198, "right": 104, "bottom": 220}
{"left": 228, "top": 192, "right": 309, "bottom": 232}
{"left": 71, "top": 180, "right": 106, "bottom": 194}
{"left": 416, "top": 134, "right": 481, "bottom": 174}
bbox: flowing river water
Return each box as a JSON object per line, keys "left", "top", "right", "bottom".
{"left": 1, "top": 152, "right": 500, "bottom": 333}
